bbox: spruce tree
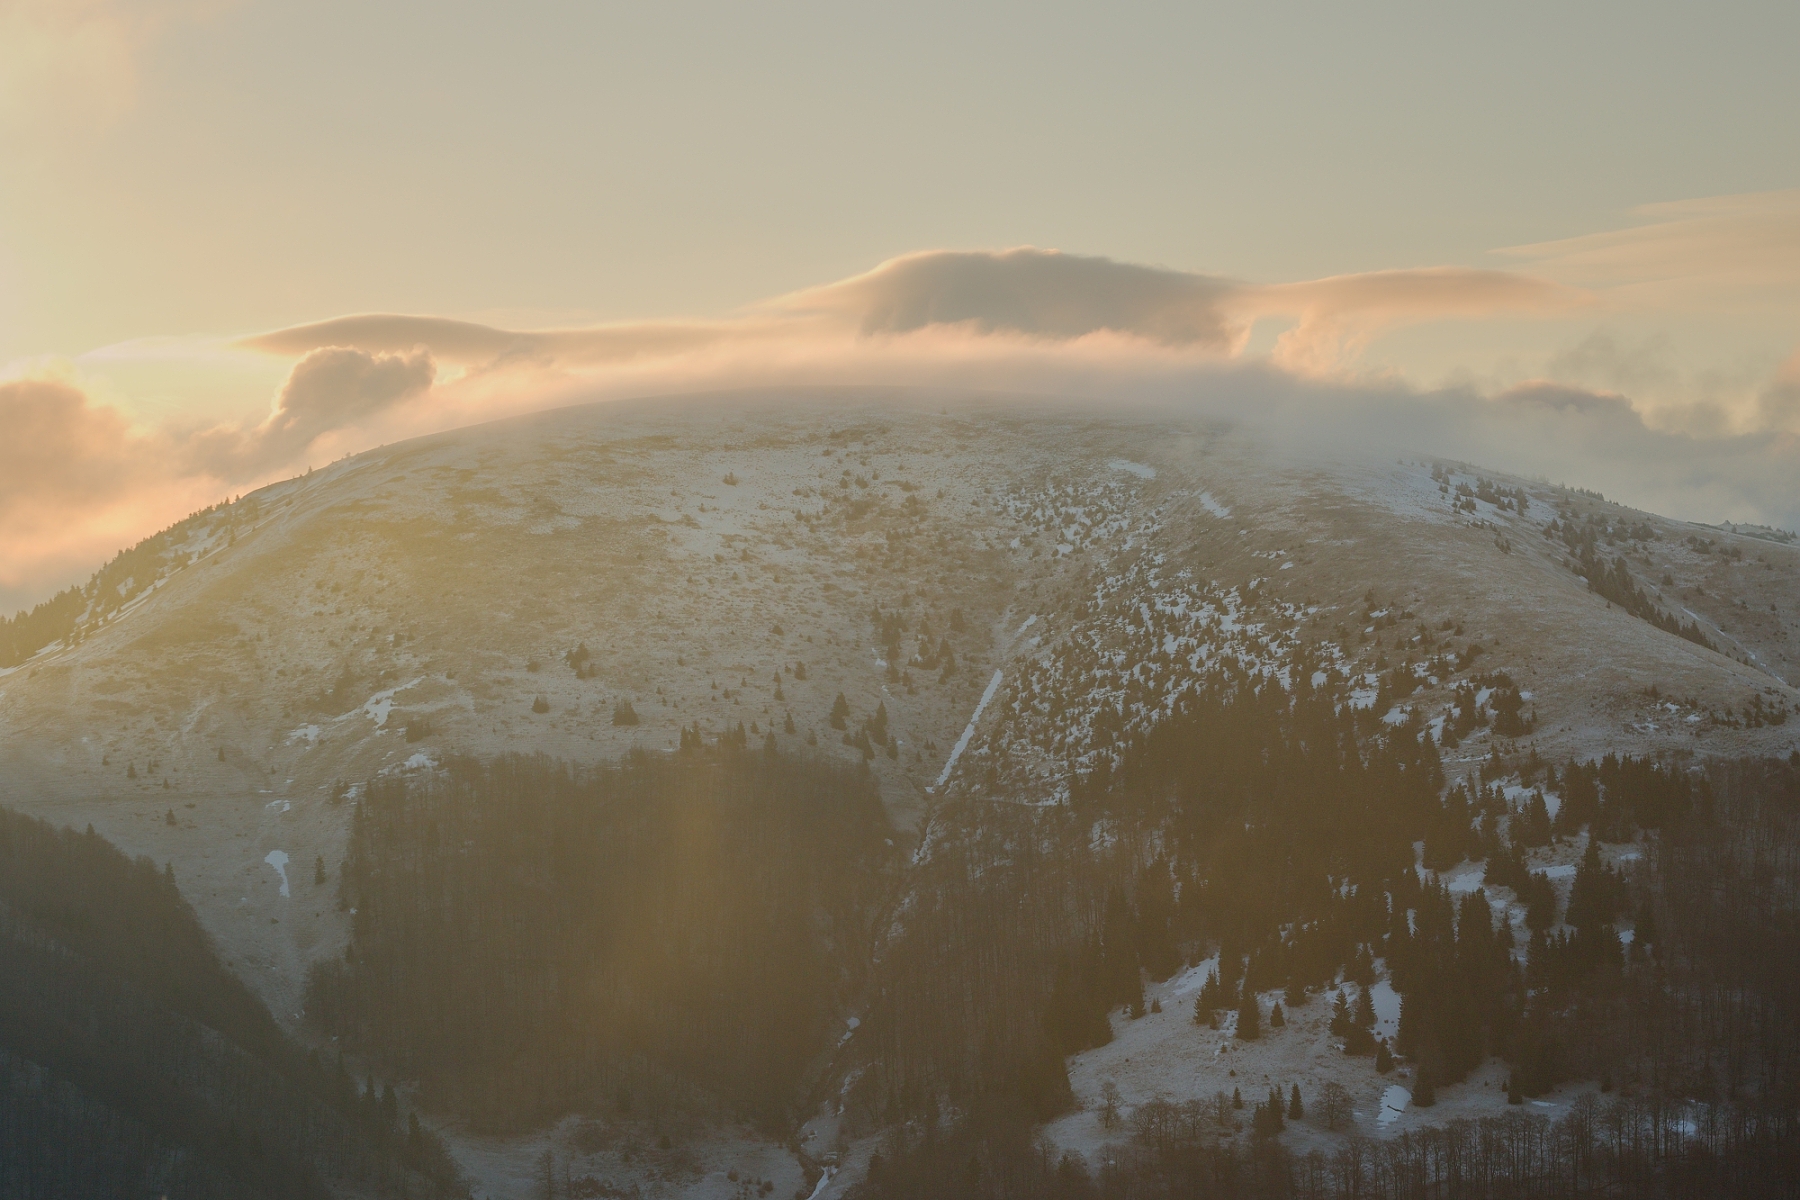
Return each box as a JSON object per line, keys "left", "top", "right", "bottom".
{"left": 1330, "top": 989, "right": 1351, "bottom": 1036}
{"left": 1270, "top": 1001, "right": 1285, "bottom": 1028}
{"left": 1354, "top": 985, "right": 1376, "bottom": 1029}
{"left": 1237, "top": 992, "right": 1260, "bottom": 1040}
{"left": 1288, "top": 1083, "right": 1304, "bottom": 1120}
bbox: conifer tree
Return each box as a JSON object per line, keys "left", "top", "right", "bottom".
{"left": 1329, "top": 989, "right": 1351, "bottom": 1036}
{"left": 1237, "top": 992, "right": 1260, "bottom": 1040}
{"left": 1269, "top": 1001, "right": 1285, "bottom": 1028}
{"left": 1354, "top": 985, "right": 1376, "bottom": 1029}
{"left": 1288, "top": 1083, "right": 1304, "bottom": 1120}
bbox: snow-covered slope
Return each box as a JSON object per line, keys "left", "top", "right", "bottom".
{"left": 1, "top": 391, "right": 1794, "bottom": 1014}
{"left": 0, "top": 388, "right": 1794, "bottom": 1194}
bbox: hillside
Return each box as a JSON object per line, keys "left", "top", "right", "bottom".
{"left": 1, "top": 387, "right": 1796, "bottom": 1195}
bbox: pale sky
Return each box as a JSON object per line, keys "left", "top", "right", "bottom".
{"left": 2, "top": 0, "right": 1798, "bottom": 610}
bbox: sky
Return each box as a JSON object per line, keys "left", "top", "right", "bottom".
{"left": 2, "top": 0, "right": 1798, "bottom": 612}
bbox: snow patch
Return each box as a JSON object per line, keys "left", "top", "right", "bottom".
{"left": 359, "top": 677, "right": 422, "bottom": 728}
{"left": 264, "top": 850, "right": 290, "bottom": 898}
{"left": 1367, "top": 979, "right": 1401, "bottom": 1038}
{"left": 1378, "top": 1084, "right": 1410, "bottom": 1128}
{"left": 934, "top": 669, "right": 1006, "bottom": 789}
{"left": 1108, "top": 459, "right": 1156, "bottom": 480}
{"left": 1197, "top": 492, "right": 1232, "bottom": 519}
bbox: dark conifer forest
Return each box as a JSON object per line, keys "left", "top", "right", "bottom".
{"left": 301, "top": 663, "right": 1800, "bottom": 1197}
{"left": 843, "top": 670, "right": 1800, "bottom": 1198}
{"left": 304, "top": 750, "right": 898, "bottom": 1131}
{"left": 0, "top": 806, "right": 462, "bottom": 1199}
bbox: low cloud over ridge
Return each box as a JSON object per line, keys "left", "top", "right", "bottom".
{"left": 3, "top": 242, "right": 1794, "bottom": 613}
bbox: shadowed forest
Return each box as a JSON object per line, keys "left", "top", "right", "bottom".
{"left": 0, "top": 806, "right": 462, "bottom": 1199}
{"left": 299, "top": 663, "right": 1800, "bottom": 1197}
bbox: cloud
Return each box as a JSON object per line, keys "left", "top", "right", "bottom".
{"left": 0, "top": 347, "right": 435, "bottom": 611}
{"left": 1500, "top": 190, "right": 1800, "bottom": 307}
{"left": 1759, "top": 349, "right": 1800, "bottom": 434}
{"left": 238, "top": 313, "right": 762, "bottom": 369}
{"left": 1245, "top": 267, "right": 1586, "bottom": 374}
{"left": 182, "top": 346, "right": 435, "bottom": 475}
{"left": 0, "top": 372, "right": 218, "bottom": 613}
{"left": 777, "top": 248, "right": 1248, "bottom": 348}
{"left": 5, "top": 243, "right": 1793, "bottom": 613}
{"left": 0, "top": 374, "right": 151, "bottom": 520}
{"left": 243, "top": 250, "right": 1578, "bottom": 383}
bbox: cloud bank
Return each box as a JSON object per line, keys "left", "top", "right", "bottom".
{"left": 3, "top": 242, "right": 1795, "bottom": 615}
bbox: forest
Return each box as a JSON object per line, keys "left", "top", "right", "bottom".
{"left": 305, "top": 749, "right": 899, "bottom": 1131}
{"left": 0, "top": 805, "right": 461, "bottom": 1199}
{"left": 308, "top": 662, "right": 1800, "bottom": 1196}
{"left": 842, "top": 663, "right": 1800, "bottom": 1197}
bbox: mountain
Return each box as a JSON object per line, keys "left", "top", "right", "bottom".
{"left": 1, "top": 388, "right": 1796, "bottom": 1195}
